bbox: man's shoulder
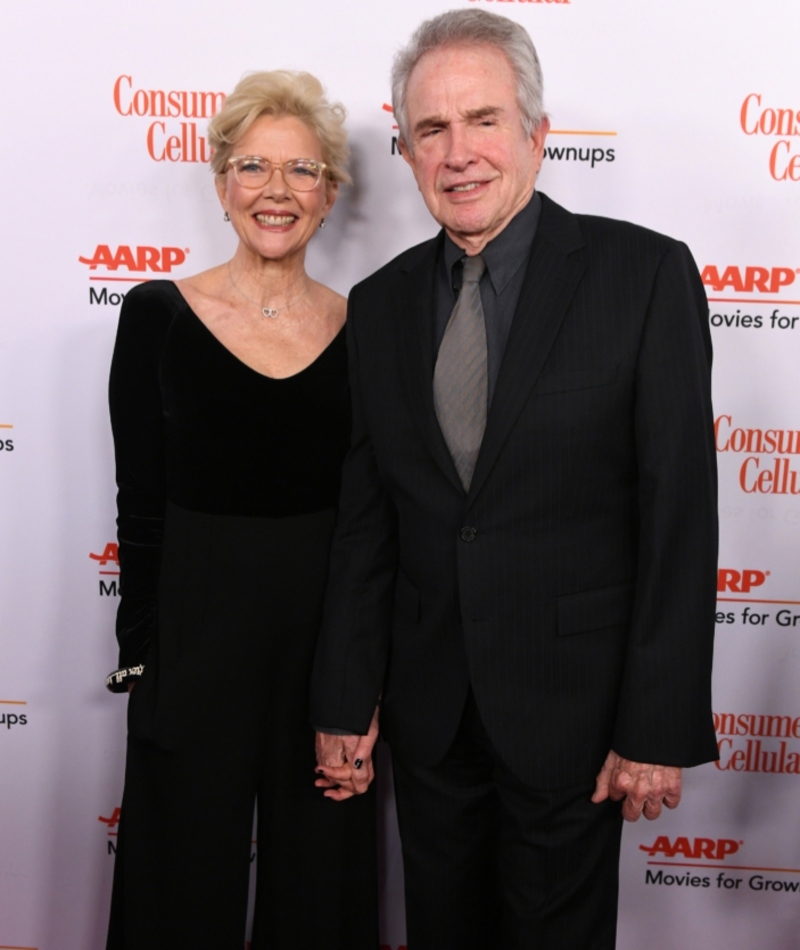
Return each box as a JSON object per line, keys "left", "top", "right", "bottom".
{"left": 352, "top": 235, "right": 441, "bottom": 297}
{"left": 576, "top": 212, "right": 682, "bottom": 251}
{"left": 540, "top": 193, "right": 686, "bottom": 258}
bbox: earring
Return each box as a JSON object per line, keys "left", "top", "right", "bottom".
{"left": 223, "top": 211, "right": 230, "bottom": 222}
{"left": 319, "top": 218, "right": 326, "bottom": 229}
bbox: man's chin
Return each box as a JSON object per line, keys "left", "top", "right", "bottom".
{"left": 441, "top": 216, "right": 499, "bottom": 250}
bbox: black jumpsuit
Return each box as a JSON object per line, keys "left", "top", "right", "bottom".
{"left": 105, "top": 280, "right": 377, "bottom": 950}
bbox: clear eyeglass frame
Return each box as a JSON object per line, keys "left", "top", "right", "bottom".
{"left": 227, "top": 156, "right": 327, "bottom": 192}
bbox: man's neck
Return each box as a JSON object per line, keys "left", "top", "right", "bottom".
{"left": 444, "top": 186, "right": 537, "bottom": 256}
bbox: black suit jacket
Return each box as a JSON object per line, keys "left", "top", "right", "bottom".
{"left": 311, "top": 193, "right": 719, "bottom": 789}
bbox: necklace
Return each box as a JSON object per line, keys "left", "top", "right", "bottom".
{"left": 228, "top": 261, "right": 311, "bottom": 319}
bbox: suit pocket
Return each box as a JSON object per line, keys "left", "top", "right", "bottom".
{"left": 535, "top": 364, "right": 618, "bottom": 395}
{"left": 394, "top": 568, "right": 421, "bottom": 623}
{"left": 557, "top": 582, "right": 634, "bottom": 636}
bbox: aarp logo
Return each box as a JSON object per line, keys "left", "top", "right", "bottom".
{"left": 701, "top": 264, "right": 798, "bottom": 296}
{"left": 640, "top": 836, "right": 741, "bottom": 861}
{"left": 717, "top": 569, "right": 769, "bottom": 594}
{"left": 79, "top": 244, "right": 188, "bottom": 274}
{"left": 91, "top": 542, "right": 120, "bottom": 597}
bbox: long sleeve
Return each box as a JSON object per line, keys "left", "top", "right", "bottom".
{"left": 611, "top": 240, "right": 719, "bottom": 765}
{"left": 106, "top": 282, "right": 176, "bottom": 690}
{"left": 309, "top": 295, "right": 398, "bottom": 733}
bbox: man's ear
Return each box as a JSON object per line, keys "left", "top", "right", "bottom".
{"left": 531, "top": 116, "right": 551, "bottom": 175}
{"left": 399, "top": 138, "right": 415, "bottom": 172}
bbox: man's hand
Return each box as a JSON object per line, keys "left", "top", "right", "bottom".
{"left": 314, "top": 706, "right": 380, "bottom": 802}
{"left": 591, "top": 749, "right": 682, "bottom": 822}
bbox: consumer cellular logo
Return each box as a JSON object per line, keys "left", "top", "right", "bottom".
{"left": 715, "top": 416, "right": 800, "bottom": 495}
{"left": 113, "top": 75, "right": 224, "bottom": 162}
{"left": 740, "top": 94, "right": 800, "bottom": 182}
{"left": 715, "top": 712, "right": 800, "bottom": 774}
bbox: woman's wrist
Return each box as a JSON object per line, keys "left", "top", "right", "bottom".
{"left": 105, "top": 664, "right": 145, "bottom": 693}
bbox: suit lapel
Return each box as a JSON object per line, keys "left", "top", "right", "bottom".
{"left": 467, "top": 195, "right": 587, "bottom": 503}
{"left": 394, "top": 235, "right": 465, "bottom": 494}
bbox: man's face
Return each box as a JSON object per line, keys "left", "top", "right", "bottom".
{"left": 401, "top": 43, "right": 549, "bottom": 252}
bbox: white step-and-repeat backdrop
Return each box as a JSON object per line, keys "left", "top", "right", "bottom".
{"left": 1, "top": 1, "right": 798, "bottom": 947}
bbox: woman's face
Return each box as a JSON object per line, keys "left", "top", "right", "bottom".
{"left": 216, "top": 114, "right": 337, "bottom": 266}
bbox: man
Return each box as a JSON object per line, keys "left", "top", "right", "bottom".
{"left": 312, "top": 9, "right": 718, "bottom": 949}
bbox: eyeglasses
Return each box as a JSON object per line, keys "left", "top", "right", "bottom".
{"left": 227, "top": 156, "right": 327, "bottom": 192}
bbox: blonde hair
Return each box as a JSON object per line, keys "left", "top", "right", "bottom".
{"left": 208, "top": 70, "right": 350, "bottom": 184}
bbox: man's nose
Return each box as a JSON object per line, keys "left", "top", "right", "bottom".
{"left": 444, "top": 125, "right": 474, "bottom": 169}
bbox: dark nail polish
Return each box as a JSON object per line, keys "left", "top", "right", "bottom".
{"left": 354, "top": 758, "right": 363, "bottom": 769}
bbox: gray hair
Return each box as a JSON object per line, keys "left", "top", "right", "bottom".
{"left": 391, "top": 9, "right": 545, "bottom": 150}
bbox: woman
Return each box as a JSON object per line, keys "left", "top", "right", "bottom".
{"left": 105, "top": 71, "right": 377, "bottom": 949}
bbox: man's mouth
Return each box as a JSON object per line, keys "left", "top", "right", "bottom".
{"left": 446, "top": 182, "right": 483, "bottom": 193}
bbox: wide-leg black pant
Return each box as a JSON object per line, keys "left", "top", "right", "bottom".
{"left": 391, "top": 691, "right": 623, "bottom": 950}
{"left": 106, "top": 503, "right": 378, "bottom": 950}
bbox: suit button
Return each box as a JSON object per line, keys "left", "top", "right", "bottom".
{"left": 460, "top": 526, "right": 477, "bottom": 542}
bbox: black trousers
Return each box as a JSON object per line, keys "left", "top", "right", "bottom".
{"left": 391, "top": 692, "right": 623, "bottom": 950}
{"left": 106, "top": 504, "right": 378, "bottom": 950}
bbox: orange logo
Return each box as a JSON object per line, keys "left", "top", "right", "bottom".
{"left": 717, "top": 569, "right": 768, "bottom": 594}
{"left": 715, "top": 712, "right": 800, "bottom": 774}
{"left": 740, "top": 93, "right": 800, "bottom": 181}
{"left": 702, "top": 265, "right": 798, "bottom": 295}
{"left": 99, "top": 807, "right": 121, "bottom": 856}
{"left": 113, "top": 75, "right": 224, "bottom": 163}
{"left": 79, "top": 245, "right": 187, "bottom": 274}
{"left": 99, "top": 807, "right": 121, "bottom": 830}
{"left": 715, "top": 415, "right": 800, "bottom": 495}
{"left": 640, "top": 836, "right": 740, "bottom": 860}
{"left": 91, "top": 543, "right": 120, "bottom": 597}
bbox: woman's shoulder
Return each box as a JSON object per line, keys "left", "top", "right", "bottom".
{"left": 121, "top": 279, "right": 183, "bottom": 316}
{"left": 115, "top": 280, "right": 185, "bottom": 353}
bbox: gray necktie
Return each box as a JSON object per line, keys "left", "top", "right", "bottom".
{"left": 433, "top": 255, "right": 487, "bottom": 491}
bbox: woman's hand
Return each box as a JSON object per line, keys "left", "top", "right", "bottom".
{"left": 314, "top": 706, "right": 380, "bottom": 801}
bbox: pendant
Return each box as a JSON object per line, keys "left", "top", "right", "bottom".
{"left": 262, "top": 308, "right": 279, "bottom": 319}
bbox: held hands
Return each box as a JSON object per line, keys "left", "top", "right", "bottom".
{"left": 592, "top": 749, "right": 682, "bottom": 822}
{"left": 314, "top": 706, "right": 380, "bottom": 802}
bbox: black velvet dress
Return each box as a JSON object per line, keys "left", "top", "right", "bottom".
{"left": 105, "top": 281, "right": 377, "bottom": 950}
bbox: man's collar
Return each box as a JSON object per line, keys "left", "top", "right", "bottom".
{"left": 443, "top": 191, "right": 542, "bottom": 295}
